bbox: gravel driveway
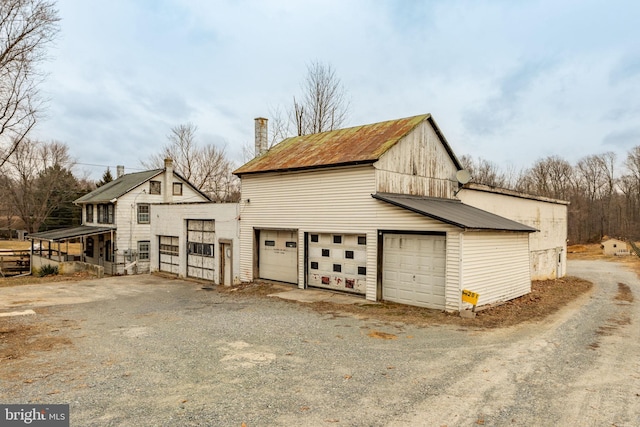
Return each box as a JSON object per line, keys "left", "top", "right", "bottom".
{"left": 1, "top": 260, "right": 638, "bottom": 426}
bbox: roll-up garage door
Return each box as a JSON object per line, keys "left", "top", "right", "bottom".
{"left": 382, "top": 233, "right": 446, "bottom": 309}
{"left": 159, "top": 235, "right": 179, "bottom": 274}
{"left": 187, "top": 220, "right": 215, "bottom": 281}
{"left": 307, "top": 233, "right": 367, "bottom": 295}
{"left": 258, "top": 230, "right": 298, "bottom": 284}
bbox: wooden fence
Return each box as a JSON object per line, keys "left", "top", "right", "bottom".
{"left": 0, "top": 249, "right": 30, "bottom": 277}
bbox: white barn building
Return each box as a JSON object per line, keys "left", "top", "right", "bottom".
{"left": 234, "top": 114, "right": 542, "bottom": 311}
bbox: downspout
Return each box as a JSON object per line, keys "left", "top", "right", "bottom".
{"left": 458, "top": 232, "right": 464, "bottom": 312}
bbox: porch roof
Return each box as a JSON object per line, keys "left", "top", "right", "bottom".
{"left": 27, "top": 226, "right": 115, "bottom": 242}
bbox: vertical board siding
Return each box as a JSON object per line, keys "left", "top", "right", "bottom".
{"left": 239, "top": 166, "right": 460, "bottom": 302}
{"left": 461, "top": 232, "right": 531, "bottom": 307}
{"left": 374, "top": 121, "right": 459, "bottom": 199}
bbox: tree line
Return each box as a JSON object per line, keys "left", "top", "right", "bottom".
{"left": 461, "top": 149, "right": 640, "bottom": 244}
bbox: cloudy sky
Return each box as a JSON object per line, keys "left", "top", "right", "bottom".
{"left": 33, "top": 0, "right": 640, "bottom": 180}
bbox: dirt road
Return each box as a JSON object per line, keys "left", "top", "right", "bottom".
{"left": 0, "top": 260, "right": 638, "bottom": 426}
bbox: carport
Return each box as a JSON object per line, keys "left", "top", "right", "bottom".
{"left": 27, "top": 225, "right": 115, "bottom": 273}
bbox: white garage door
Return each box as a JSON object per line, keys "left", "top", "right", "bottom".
{"left": 159, "top": 235, "right": 179, "bottom": 274}
{"left": 259, "top": 230, "right": 298, "bottom": 284}
{"left": 187, "top": 220, "right": 215, "bottom": 281}
{"left": 382, "top": 233, "right": 446, "bottom": 309}
{"left": 307, "top": 233, "right": 367, "bottom": 295}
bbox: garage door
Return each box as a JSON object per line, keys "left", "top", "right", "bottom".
{"left": 159, "top": 235, "right": 179, "bottom": 274}
{"left": 382, "top": 233, "right": 446, "bottom": 309}
{"left": 187, "top": 220, "right": 215, "bottom": 281}
{"left": 307, "top": 233, "right": 367, "bottom": 295}
{"left": 258, "top": 230, "right": 298, "bottom": 284}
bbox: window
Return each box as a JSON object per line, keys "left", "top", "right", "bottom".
{"left": 172, "top": 182, "right": 183, "bottom": 196}
{"left": 137, "top": 204, "right": 150, "bottom": 224}
{"left": 138, "top": 241, "right": 150, "bottom": 260}
{"left": 264, "top": 240, "right": 275, "bottom": 247}
{"left": 285, "top": 241, "right": 297, "bottom": 248}
{"left": 150, "top": 180, "right": 161, "bottom": 195}
{"left": 97, "top": 204, "right": 114, "bottom": 224}
{"left": 333, "top": 264, "right": 342, "bottom": 272}
{"left": 105, "top": 240, "right": 112, "bottom": 262}
{"left": 333, "top": 235, "right": 342, "bottom": 244}
{"left": 358, "top": 236, "right": 366, "bottom": 245}
{"left": 322, "top": 249, "right": 330, "bottom": 257}
{"left": 358, "top": 266, "right": 366, "bottom": 275}
{"left": 159, "top": 236, "right": 179, "bottom": 256}
{"left": 86, "top": 205, "right": 93, "bottom": 223}
{"left": 310, "top": 234, "right": 319, "bottom": 242}
{"left": 310, "top": 262, "right": 318, "bottom": 269}
{"left": 85, "top": 237, "right": 94, "bottom": 258}
{"left": 345, "top": 250, "right": 354, "bottom": 259}
{"left": 188, "top": 242, "right": 214, "bottom": 257}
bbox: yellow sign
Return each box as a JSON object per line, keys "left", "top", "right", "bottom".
{"left": 461, "top": 289, "right": 479, "bottom": 306}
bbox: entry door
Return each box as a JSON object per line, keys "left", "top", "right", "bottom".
{"left": 258, "top": 230, "right": 298, "bottom": 284}
{"left": 220, "top": 242, "right": 232, "bottom": 286}
{"left": 382, "top": 233, "right": 446, "bottom": 309}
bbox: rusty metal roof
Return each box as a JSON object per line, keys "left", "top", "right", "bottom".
{"left": 234, "top": 114, "right": 460, "bottom": 175}
{"left": 373, "top": 193, "right": 538, "bottom": 232}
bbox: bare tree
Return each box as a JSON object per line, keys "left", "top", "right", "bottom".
{"left": 291, "top": 61, "right": 349, "bottom": 136}
{"left": 516, "top": 156, "right": 574, "bottom": 200}
{"left": 460, "top": 155, "right": 510, "bottom": 187}
{"left": 0, "top": 0, "right": 60, "bottom": 167}
{"left": 143, "top": 123, "right": 239, "bottom": 202}
{"left": 2, "top": 139, "right": 78, "bottom": 232}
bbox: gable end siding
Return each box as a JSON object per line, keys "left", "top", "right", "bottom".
{"left": 374, "top": 121, "right": 459, "bottom": 198}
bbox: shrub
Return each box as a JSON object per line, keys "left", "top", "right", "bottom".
{"left": 38, "top": 264, "right": 59, "bottom": 277}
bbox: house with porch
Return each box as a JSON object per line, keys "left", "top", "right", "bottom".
{"left": 28, "top": 159, "right": 210, "bottom": 275}
{"left": 233, "top": 114, "right": 567, "bottom": 311}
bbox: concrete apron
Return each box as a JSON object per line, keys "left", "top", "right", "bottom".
{"left": 268, "top": 288, "right": 373, "bottom": 305}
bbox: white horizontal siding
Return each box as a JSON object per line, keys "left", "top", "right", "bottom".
{"left": 461, "top": 232, "right": 531, "bottom": 307}
{"left": 239, "top": 166, "right": 460, "bottom": 302}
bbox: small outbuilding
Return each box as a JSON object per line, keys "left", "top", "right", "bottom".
{"left": 601, "top": 238, "right": 630, "bottom": 256}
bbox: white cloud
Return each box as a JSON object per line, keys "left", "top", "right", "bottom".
{"left": 28, "top": 0, "right": 640, "bottom": 179}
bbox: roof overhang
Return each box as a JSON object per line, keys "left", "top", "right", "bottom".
{"left": 373, "top": 193, "right": 538, "bottom": 232}
{"left": 27, "top": 226, "right": 115, "bottom": 243}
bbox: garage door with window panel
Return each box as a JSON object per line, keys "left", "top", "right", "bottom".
{"left": 159, "top": 235, "right": 179, "bottom": 274}
{"left": 187, "top": 220, "right": 215, "bottom": 281}
{"left": 258, "top": 229, "right": 298, "bottom": 284}
{"left": 308, "top": 233, "right": 367, "bottom": 295}
{"left": 382, "top": 233, "right": 446, "bottom": 309}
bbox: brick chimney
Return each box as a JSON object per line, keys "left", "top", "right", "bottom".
{"left": 164, "top": 158, "right": 173, "bottom": 203}
{"left": 254, "top": 117, "right": 268, "bottom": 157}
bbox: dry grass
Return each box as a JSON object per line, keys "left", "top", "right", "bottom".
{"left": 0, "top": 310, "right": 74, "bottom": 368}
{"left": 220, "top": 276, "right": 593, "bottom": 329}
{"left": 0, "top": 240, "right": 83, "bottom": 255}
{"left": 0, "top": 241, "right": 31, "bottom": 251}
{"left": 0, "top": 272, "right": 93, "bottom": 288}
